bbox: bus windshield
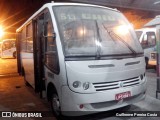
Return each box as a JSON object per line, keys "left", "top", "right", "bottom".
{"left": 2, "top": 40, "right": 16, "bottom": 51}
{"left": 53, "top": 6, "right": 143, "bottom": 58}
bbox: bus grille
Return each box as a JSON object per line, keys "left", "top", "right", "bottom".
{"left": 93, "top": 76, "right": 140, "bottom": 91}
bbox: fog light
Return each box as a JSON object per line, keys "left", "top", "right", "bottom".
{"left": 83, "top": 82, "right": 90, "bottom": 90}
{"left": 79, "top": 104, "right": 84, "bottom": 109}
{"left": 73, "top": 81, "right": 81, "bottom": 88}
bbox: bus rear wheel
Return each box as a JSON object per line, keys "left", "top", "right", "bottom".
{"left": 13, "top": 51, "right": 17, "bottom": 58}
{"left": 51, "top": 92, "right": 61, "bottom": 117}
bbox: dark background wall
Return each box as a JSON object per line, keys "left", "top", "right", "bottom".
{"left": 0, "top": 0, "right": 159, "bottom": 39}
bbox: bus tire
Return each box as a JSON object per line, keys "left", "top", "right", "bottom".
{"left": 50, "top": 91, "right": 61, "bottom": 118}
{"left": 13, "top": 51, "right": 17, "bottom": 58}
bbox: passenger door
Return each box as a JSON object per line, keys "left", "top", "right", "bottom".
{"left": 33, "top": 13, "right": 46, "bottom": 95}
{"left": 44, "top": 12, "right": 59, "bottom": 75}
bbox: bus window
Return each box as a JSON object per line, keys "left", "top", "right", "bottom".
{"left": 1, "top": 39, "right": 16, "bottom": 58}
{"left": 45, "top": 12, "right": 59, "bottom": 74}
{"left": 26, "top": 23, "right": 33, "bottom": 52}
{"left": 147, "top": 32, "right": 156, "bottom": 46}
{"left": 21, "top": 28, "right": 27, "bottom": 51}
{"left": 141, "top": 32, "right": 156, "bottom": 48}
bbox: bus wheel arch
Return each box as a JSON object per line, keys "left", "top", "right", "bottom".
{"left": 47, "top": 83, "right": 61, "bottom": 117}
{"left": 13, "top": 51, "right": 17, "bottom": 58}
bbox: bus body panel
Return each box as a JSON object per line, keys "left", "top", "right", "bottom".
{"left": 21, "top": 52, "right": 35, "bottom": 88}
{"left": 66, "top": 57, "right": 145, "bottom": 86}
{"left": 2, "top": 47, "right": 16, "bottom": 57}
{"left": 61, "top": 81, "right": 146, "bottom": 116}
{"left": 60, "top": 57, "right": 146, "bottom": 115}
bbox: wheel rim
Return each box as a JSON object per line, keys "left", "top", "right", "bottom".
{"left": 52, "top": 94, "right": 60, "bottom": 115}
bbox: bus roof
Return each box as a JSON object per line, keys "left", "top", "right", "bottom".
{"left": 135, "top": 28, "right": 156, "bottom": 32}
{"left": 16, "top": 2, "right": 119, "bottom": 32}
{"left": 2, "top": 39, "right": 16, "bottom": 42}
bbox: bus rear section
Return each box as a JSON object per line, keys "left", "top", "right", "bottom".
{"left": 1, "top": 39, "right": 17, "bottom": 58}
{"left": 16, "top": 3, "right": 147, "bottom": 116}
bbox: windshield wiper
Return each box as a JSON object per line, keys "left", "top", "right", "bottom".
{"left": 95, "top": 20, "right": 102, "bottom": 59}
{"left": 103, "top": 24, "right": 137, "bottom": 56}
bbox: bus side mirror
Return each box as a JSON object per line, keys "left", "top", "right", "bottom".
{"left": 43, "top": 31, "right": 56, "bottom": 39}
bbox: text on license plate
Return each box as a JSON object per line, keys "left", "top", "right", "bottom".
{"left": 115, "top": 91, "right": 131, "bottom": 100}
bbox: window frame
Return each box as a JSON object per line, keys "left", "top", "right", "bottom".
{"left": 44, "top": 10, "right": 60, "bottom": 74}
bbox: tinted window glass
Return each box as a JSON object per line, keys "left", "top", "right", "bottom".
{"left": 45, "top": 12, "right": 59, "bottom": 74}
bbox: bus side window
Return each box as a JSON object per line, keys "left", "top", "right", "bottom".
{"left": 141, "top": 34, "right": 148, "bottom": 48}
{"left": 146, "top": 32, "right": 156, "bottom": 47}
{"left": 141, "top": 32, "right": 156, "bottom": 48}
{"left": 44, "top": 12, "right": 60, "bottom": 74}
{"left": 26, "top": 23, "right": 33, "bottom": 52}
{"left": 21, "top": 28, "right": 27, "bottom": 51}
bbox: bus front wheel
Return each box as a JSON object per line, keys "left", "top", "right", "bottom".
{"left": 51, "top": 92, "right": 61, "bottom": 117}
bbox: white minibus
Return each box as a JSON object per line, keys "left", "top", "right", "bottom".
{"left": 1, "top": 39, "right": 17, "bottom": 58}
{"left": 16, "top": 2, "right": 147, "bottom": 116}
{"left": 135, "top": 28, "right": 156, "bottom": 67}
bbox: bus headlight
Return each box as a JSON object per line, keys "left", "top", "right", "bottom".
{"left": 83, "top": 82, "right": 90, "bottom": 90}
{"left": 73, "top": 81, "right": 81, "bottom": 88}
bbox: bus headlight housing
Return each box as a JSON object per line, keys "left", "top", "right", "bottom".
{"left": 73, "top": 81, "right": 81, "bottom": 88}
{"left": 72, "top": 81, "right": 91, "bottom": 90}
{"left": 83, "top": 82, "right": 90, "bottom": 90}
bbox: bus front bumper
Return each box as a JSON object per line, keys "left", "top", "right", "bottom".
{"left": 61, "top": 81, "right": 147, "bottom": 116}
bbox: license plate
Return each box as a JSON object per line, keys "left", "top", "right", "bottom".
{"left": 115, "top": 91, "right": 131, "bottom": 100}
